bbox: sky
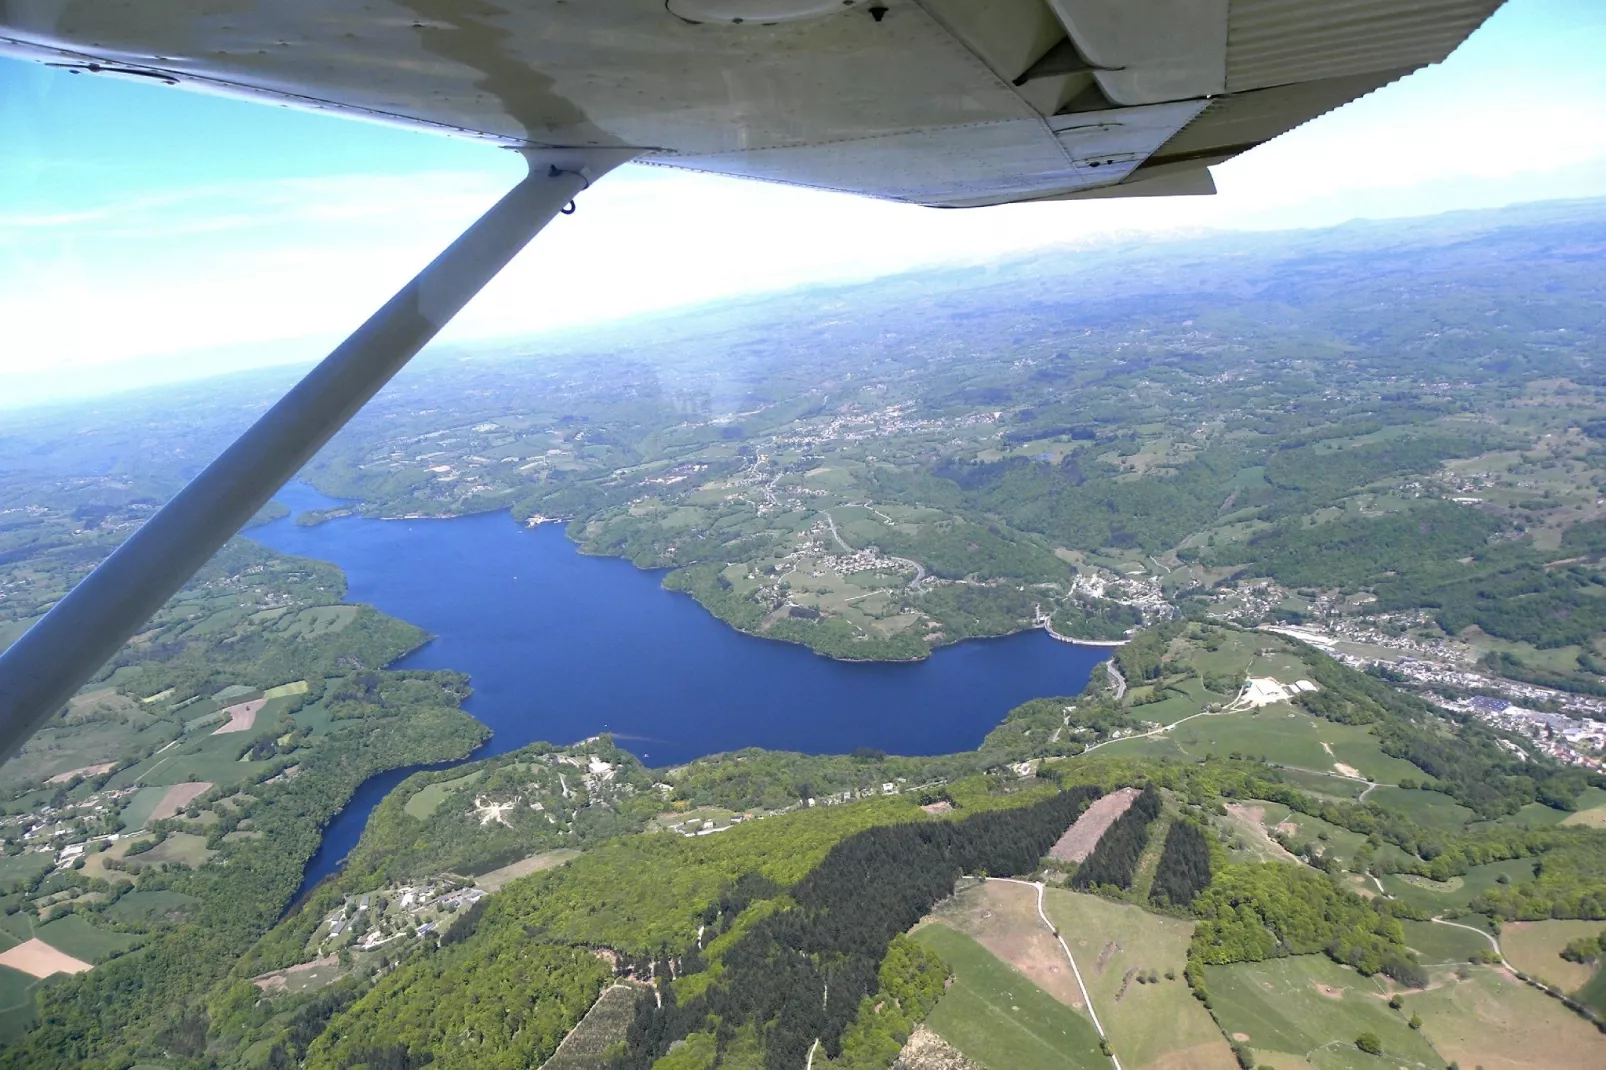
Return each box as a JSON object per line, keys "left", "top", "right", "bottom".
{"left": 1, "top": 0, "right": 1604, "bottom": 406}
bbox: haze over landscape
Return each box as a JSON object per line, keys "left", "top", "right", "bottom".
{"left": 3, "top": 2, "right": 1606, "bottom": 1069}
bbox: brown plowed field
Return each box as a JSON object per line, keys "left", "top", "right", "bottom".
{"left": 213, "top": 698, "right": 266, "bottom": 734}
{"left": 148, "top": 781, "right": 213, "bottom": 823}
{"left": 0, "top": 938, "right": 91, "bottom": 978}
{"left": 1050, "top": 787, "right": 1140, "bottom": 862}
{"left": 926, "top": 881, "right": 1083, "bottom": 1008}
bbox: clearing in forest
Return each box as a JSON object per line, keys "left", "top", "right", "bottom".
{"left": 475, "top": 849, "right": 580, "bottom": 892}
{"left": 0, "top": 939, "right": 91, "bottom": 979}
{"left": 252, "top": 955, "right": 343, "bottom": 995}
{"left": 893, "top": 1026, "right": 985, "bottom": 1070}
{"left": 1049, "top": 787, "right": 1139, "bottom": 863}
{"left": 212, "top": 698, "right": 266, "bottom": 734}
{"left": 147, "top": 781, "right": 213, "bottom": 822}
{"left": 1041, "top": 889, "right": 1237, "bottom": 1070}
{"left": 926, "top": 880, "right": 1083, "bottom": 1008}
{"left": 541, "top": 982, "right": 648, "bottom": 1070}
{"left": 1219, "top": 803, "right": 1300, "bottom": 864}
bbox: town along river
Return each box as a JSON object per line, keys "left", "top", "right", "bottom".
{"left": 253, "top": 485, "right": 1110, "bottom": 894}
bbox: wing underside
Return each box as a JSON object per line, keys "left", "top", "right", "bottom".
{"left": 0, "top": 0, "right": 1502, "bottom": 205}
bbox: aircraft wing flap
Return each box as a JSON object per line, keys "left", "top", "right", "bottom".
{"left": 0, "top": 0, "right": 1506, "bottom": 207}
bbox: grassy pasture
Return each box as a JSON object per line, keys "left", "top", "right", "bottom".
{"left": 0, "top": 853, "right": 53, "bottom": 887}
{"left": 403, "top": 770, "right": 485, "bottom": 819}
{"left": 276, "top": 605, "right": 359, "bottom": 638}
{"left": 1477, "top": 802, "right": 1578, "bottom": 830}
{"left": 1406, "top": 965, "right": 1606, "bottom": 1070}
{"left": 36, "top": 915, "right": 139, "bottom": 963}
{"left": 134, "top": 735, "right": 271, "bottom": 790}
{"left": 474, "top": 849, "right": 580, "bottom": 893}
{"left": 1159, "top": 705, "right": 1415, "bottom": 785}
{"left": 124, "top": 833, "right": 214, "bottom": 871}
{"left": 1378, "top": 856, "right": 1535, "bottom": 916}
{"left": 913, "top": 923, "right": 1106, "bottom": 1070}
{"left": 104, "top": 890, "right": 202, "bottom": 925}
{"left": 1499, "top": 920, "right": 1602, "bottom": 992}
{"left": 1202, "top": 955, "right": 1440, "bottom": 1070}
{"left": 1270, "top": 768, "right": 1367, "bottom": 802}
{"left": 0, "top": 913, "right": 36, "bottom": 947}
{"left": 1041, "top": 889, "right": 1238, "bottom": 1070}
{"left": 1364, "top": 787, "right": 1475, "bottom": 833}
{"left": 0, "top": 965, "right": 39, "bottom": 1043}
{"left": 1560, "top": 789, "right": 1606, "bottom": 828}
{"left": 928, "top": 881, "right": 1085, "bottom": 1009}
{"left": 291, "top": 699, "right": 335, "bottom": 738}
{"left": 117, "top": 784, "right": 168, "bottom": 831}
{"left": 1130, "top": 678, "right": 1223, "bottom": 727}
{"left": 5, "top": 717, "right": 176, "bottom": 794}
{"left": 1398, "top": 921, "right": 1489, "bottom": 964}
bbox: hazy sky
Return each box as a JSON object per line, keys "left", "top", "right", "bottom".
{"left": 2, "top": 0, "right": 1603, "bottom": 404}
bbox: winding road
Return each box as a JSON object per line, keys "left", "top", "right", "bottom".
{"left": 820, "top": 509, "right": 926, "bottom": 588}
{"left": 1104, "top": 659, "right": 1127, "bottom": 700}
{"left": 993, "top": 877, "right": 1122, "bottom": 1070}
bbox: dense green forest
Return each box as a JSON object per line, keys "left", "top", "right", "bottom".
{"left": 1150, "top": 819, "right": 1213, "bottom": 910}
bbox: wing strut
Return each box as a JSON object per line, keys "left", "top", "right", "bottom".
{"left": 0, "top": 147, "right": 638, "bottom": 765}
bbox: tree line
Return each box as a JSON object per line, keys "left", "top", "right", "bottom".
{"left": 613, "top": 787, "right": 1102, "bottom": 1070}
{"left": 1071, "top": 784, "right": 1162, "bottom": 892}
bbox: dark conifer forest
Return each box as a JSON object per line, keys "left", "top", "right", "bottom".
{"left": 1149, "top": 819, "right": 1212, "bottom": 909}
{"left": 613, "top": 787, "right": 1101, "bottom": 1070}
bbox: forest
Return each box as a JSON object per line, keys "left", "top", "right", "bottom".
{"left": 1149, "top": 818, "right": 1213, "bottom": 910}
{"left": 1189, "top": 863, "right": 1424, "bottom": 986}
{"left": 1070, "top": 783, "right": 1162, "bottom": 892}
{"left": 609, "top": 787, "right": 1100, "bottom": 1070}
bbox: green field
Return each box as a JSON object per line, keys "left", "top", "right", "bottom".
{"left": 1398, "top": 921, "right": 1490, "bottom": 964}
{"left": 1404, "top": 965, "right": 1606, "bottom": 1070}
{"left": 0, "top": 913, "right": 36, "bottom": 947}
{"left": 1141, "top": 705, "right": 1419, "bottom": 785}
{"left": 126, "top": 833, "right": 214, "bottom": 870}
{"left": 0, "top": 965, "right": 39, "bottom": 1043}
{"left": 1476, "top": 801, "right": 1579, "bottom": 831}
{"left": 0, "top": 853, "right": 54, "bottom": 888}
{"left": 1364, "top": 786, "right": 1476, "bottom": 832}
{"left": 1378, "top": 856, "right": 1536, "bottom": 916}
{"left": 1500, "top": 920, "right": 1603, "bottom": 992}
{"left": 404, "top": 770, "right": 485, "bottom": 819}
{"left": 116, "top": 785, "right": 168, "bottom": 831}
{"left": 1041, "top": 889, "right": 1237, "bottom": 1070}
{"left": 1271, "top": 768, "right": 1368, "bottom": 801}
{"left": 104, "top": 890, "right": 202, "bottom": 925}
{"left": 36, "top": 915, "right": 140, "bottom": 963}
{"left": 913, "top": 923, "right": 1106, "bottom": 1070}
{"left": 1202, "top": 955, "right": 1441, "bottom": 1070}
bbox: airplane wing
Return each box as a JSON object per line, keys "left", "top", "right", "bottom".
{"left": 1, "top": 0, "right": 1503, "bottom": 207}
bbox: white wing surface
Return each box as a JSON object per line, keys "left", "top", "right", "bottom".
{"left": 0, "top": 0, "right": 1502, "bottom": 206}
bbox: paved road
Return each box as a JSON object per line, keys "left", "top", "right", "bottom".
{"left": 1105, "top": 659, "right": 1127, "bottom": 700}
{"left": 821, "top": 510, "right": 926, "bottom": 588}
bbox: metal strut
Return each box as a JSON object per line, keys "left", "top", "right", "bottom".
{"left": 0, "top": 147, "right": 638, "bottom": 765}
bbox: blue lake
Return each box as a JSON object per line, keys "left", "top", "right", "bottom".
{"left": 253, "top": 483, "right": 1109, "bottom": 888}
